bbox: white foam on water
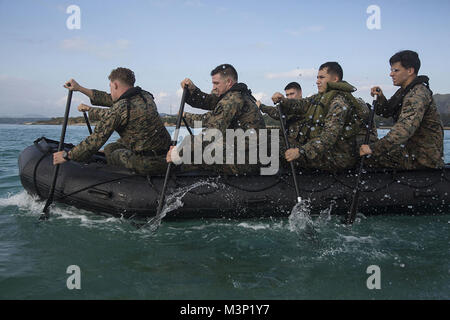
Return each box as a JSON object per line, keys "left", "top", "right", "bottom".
{"left": 0, "top": 190, "right": 122, "bottom": 228}
{"left": 236, "top": 220, "right": 286, "bottom": 231}
{"left": 49, "top": 205, "right": 122, "bottom": 227}
{"left": 340, "top": 235, "right": 376, "bottom": 244}
{"left": 0, "top": 191, "right": 43, "bottom": 213}
{"left": 237, "top": 222, "right": 270, "bottom": 230}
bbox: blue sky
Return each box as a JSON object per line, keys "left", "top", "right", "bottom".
{"left": 1, "top": 0, "right": 450, "bottom": 117}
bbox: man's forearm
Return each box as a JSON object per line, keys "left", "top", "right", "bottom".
{"left": 78, "top": 86, "right": 94, "bottom": 99}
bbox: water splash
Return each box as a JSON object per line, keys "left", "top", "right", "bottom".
{"left": 145, "top": 180, "right": 219, "bottom": 232}
{"left": 288, "top": 198, "right": 313, "bottom": 232}
{"left": 287, "top": 198, "right": 319, "bottom": 243}
{"left": 0, "top": 191, "right": 43, "bottom": 213}
{"left": 317, "top": 200, "right": 335, "bottom": 225}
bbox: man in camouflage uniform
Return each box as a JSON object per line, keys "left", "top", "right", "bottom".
{"left": 273, "top": 62, "right": 376, "bottom": 171}
{"left": 257, "top": 82, "right": 303, "bottom": 141}
{"left": 360, "top": 50, "right": 444, "bottom": 170}
{"left": 53, "top": 67, "right": 171, "bottom": 174}
{"left": 166, "top": 64, "right": 266, "bottom": 174}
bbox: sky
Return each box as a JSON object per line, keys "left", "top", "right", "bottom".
{"left": 1, "top": 0, "right": 450, "bottom": 117}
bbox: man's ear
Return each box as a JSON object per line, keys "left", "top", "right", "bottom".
{"left": 407, "top": 67, "right": 415, "bottom": 76}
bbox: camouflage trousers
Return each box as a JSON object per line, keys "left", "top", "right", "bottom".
{"left": 104, "top": 142, "right": 168, "bottom": 175}
{"left": 175, "top": 135, "right": 262, "bottom": 175}
{"left": 364, "top": 146, "right": 426, "bottom": 170}
{"left": 279, "top": 137, "right": 358, "bottom": 172}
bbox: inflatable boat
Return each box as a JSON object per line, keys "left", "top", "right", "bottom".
{"left": 18, "top": 137, "right": 450, "bottom": 219}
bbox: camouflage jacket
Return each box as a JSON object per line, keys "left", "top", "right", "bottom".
{"left": 370, "top": 77, "right": 444, "bottom": 168}
{"left": 260, "top": 103, "right": 302, "bottom": 139}
{"left": 70, "top": 87, "right": 171, "bottom": 162}
{"left": 280, "top": 82, "right": 373, "bottom": 168}
{"left": 183, "top": 83, "right": 266, "bottom": 134}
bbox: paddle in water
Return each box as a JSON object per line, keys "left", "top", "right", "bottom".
{"left": 276, "top": 103, "right": 301, "bottom": 204}
{"left": 40, "top": 85, "right": 73, "bottom": 219}
{"left": 345, "top": 90, "right": 379, "bottom": 225}
{"left": 276, "top": 101, "right": 318, "bottom": 239}
{"left": 147, "top": 86, "right": 189, "bottom": 229}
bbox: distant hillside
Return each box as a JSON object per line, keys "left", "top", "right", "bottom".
{"left": 25, "top": 115, "right": 186, "bottom": 127}
{"left": 31, "top": 116, "right": 97, "bottom": 126}
{"left": 434, "top": 94, "right": 450, "bottom": 115}
{"left": 0, "top": 117, "right": 50, "bottom": 124}
{"left": 10, "top": 95, "right": 450, "bottom": 128}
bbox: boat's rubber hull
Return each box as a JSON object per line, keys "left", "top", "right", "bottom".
{"left": 18, "top": 137, "right": 450, "bottom": 219}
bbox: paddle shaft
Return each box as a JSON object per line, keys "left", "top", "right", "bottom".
{"left": 277, "top": 103, "right": 301, "bottom": 203}
{"left": 83, "top": 111, "right": 93, "bottom": 134}
{"left": 155, "top": 87, "right": 189, "bottom": 217}
{"left": 182, "top": 117, "right": 193, "bottom": 135}
{"left": 345, "top": 95, "right": 378, "bottom": 225}
{"left": 41, "top": 89, "right": 73, "bottom": 218}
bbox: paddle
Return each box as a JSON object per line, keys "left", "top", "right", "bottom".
{"left": 153, "top": 86, "right": 189, "bottom": 223}
{"left": 277, "top": 103, "right": 301, "bottom": 203}
{"left": 82, "top": 111, "right": 93, "bottom": 134}
{"left": 345, "top": 91, "right": 379, "bottom": 225}
{"left": 182, "top": 117, "right": 193, "bottom": 136}
{"left": 40, "top": 86, "right": 73, "bottom": 219}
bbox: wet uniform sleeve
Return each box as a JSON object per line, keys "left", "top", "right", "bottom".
{"left": 70, "top": 104, "right": 125, "bottom": 162}
{"left": 183, "top": 112, "right": 209, "bottom": 128}
{"left": 185, "top": 93, "right": 241, "bottom": 133}
{"left": 260, "top": 104, "right": 280, "bottom": 120}
{"left": 279, "top": 97, "right": 314, "bottom": 116}
{"left": 88, "top": 107, "right": 109, "bottom": 122}
{"left": 185, "top": 87, "right": 220, "bottom": 111}
{"left": 300, "top": 95, "right": 350, "bottom": 160}
{"left": 374, "top": 94, "right": 398, "bottom": 118}
{"left": 90, "top": 89, "right": 114, "bottom": 107}
{"left": 370, "top": 88, "right": 429, "bottom": 155}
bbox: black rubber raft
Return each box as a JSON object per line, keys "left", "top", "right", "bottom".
{"left": 18, "top": 137, "right": 450, "bottom": 219}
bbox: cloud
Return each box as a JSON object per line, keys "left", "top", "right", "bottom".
{"left": 55, "top": 95, "right": 87, "bottom": 109}
{"left": 252, "top": 92, "right": 267, "bottom": 101}
{"left": 152, "top": 88, "right": 208, "bottom": 115}
{"left": 286, "top": 25, "right": 325, "bottom": 37}
{"left": 265, "top": 68, "right": 317, "bottom": 80}
{"left": 154, "top": 91, "right": 169, "bottom": 105}
{"left": 60, "top": 37, "right": 131, "bottom": 59}
{"left": 176, "top": 88, "right": 184, "bottom": 98}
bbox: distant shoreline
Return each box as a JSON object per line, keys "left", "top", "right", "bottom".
{"left": 1, "top": 118, "right": 449, "bottom": 130}
{"left": 9, "top": 123, "right": 450, "bottom": 130}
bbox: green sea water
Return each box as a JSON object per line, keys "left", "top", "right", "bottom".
{"left": 0, "top": 124, "right": 449, "bottom": 300}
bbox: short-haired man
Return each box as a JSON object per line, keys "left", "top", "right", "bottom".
{"left": 273, "top": 62, "right": 376, "bottom": 171}
{"left": 360, "top": 50, "right": 444, "bottom": 169}
{"left": 167, "top": 64, "right": 266, "bottom": 174}
{"left": 53, "top": 67, "right": 171, "bottom": 174}
{"left": 257, "top": 81, "right": 303, "bottom": 140}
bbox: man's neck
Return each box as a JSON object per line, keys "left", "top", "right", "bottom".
{"left": 401, "top": 75, "right": 417, "bottom": 89}
{"left": 117, "top": 86, "right": 132, "bottom": 97}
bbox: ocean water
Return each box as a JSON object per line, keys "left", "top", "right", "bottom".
{"left": 0, "top": 124, "right": 449, "bottom": 300}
